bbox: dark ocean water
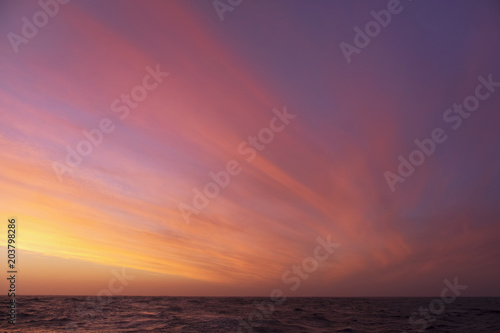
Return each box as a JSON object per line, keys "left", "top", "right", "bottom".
{"left": 1, "top": 296, "right": 499, "bottom": 332}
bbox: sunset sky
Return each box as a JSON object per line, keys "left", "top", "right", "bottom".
{"left": 1, "top": 0, "right": 500, "bottom": 297}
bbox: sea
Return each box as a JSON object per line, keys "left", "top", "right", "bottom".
{"left": 1, "top": 296, "right": 499, "bottom": 332}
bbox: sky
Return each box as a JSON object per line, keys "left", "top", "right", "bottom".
{"left": 1, "top": 0, "right": 500, "bottom": 297}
